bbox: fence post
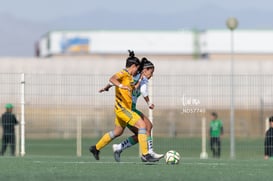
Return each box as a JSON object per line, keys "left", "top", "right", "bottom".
{"left": 20, "top": 73, "right": 25, "bottom": 156}
{"left": 15, "top": 121, "right": 20, "bottom": 157}
{"left": 76, "top": 117, "right": 82, "bottom": 157}
{"left": 200, "top": 117, "right": 208, "bottom": 159}
{"left": 265, "top": 117, "right": 269, "bottom": 132}
{"left": 149, "top": 78, "right": 153, "bottom": 137}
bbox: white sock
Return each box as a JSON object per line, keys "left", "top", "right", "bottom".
{"left": 119, "top": 138, "right": 133, "bottom": 151}
{"left": 147, "top": 137, "right": 154, "bottom": 154}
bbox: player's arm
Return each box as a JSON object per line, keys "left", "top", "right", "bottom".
{"left": 134, "top": 79, "right": 141, "bottom": 90}
{"left": 99, "top": 83, "right": 113, "bottom": 93}
{"left": 220, "top": 121, "right": 224, "bottom": 135}
{"left": 140, "top": 81, "right": 154, "bottom": 109}
{"left": 144, "top": 97, "right": 154, "bottom": 109}
{"left": 109, "top": 74, "right": 130, "bottom": 91}
{"left": 134, "top": 74, "right": 144, "bottom": 90}
{"left": 13, "top": 114, "right": 18, "bottom": 125}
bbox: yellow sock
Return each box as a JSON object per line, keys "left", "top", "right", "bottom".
{"left": 138, "top": 128, "right": 148, "bottom": 155}
{"left": 96, "top": 132, "right": 113, "bottom": 150}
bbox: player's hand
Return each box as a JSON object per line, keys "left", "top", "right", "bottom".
{"left": 99, "top": 86, "right": 111, "bottom": 93}
{"left": 264, "top": 155, "right": 269, "bottom": 160}
{"left": 149, "top": 103, "right": 155, "bottom": 110}
{"left": 99, "top": 88, "right": 105, "bottom": 93}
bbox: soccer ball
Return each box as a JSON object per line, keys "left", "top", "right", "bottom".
{"left": 164, "top": 150, "right": 180, "bottom": 165}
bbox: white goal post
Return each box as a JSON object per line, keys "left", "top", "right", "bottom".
{"left": 200, "top": 117, "right": 208, "bottom": 159}
{"left": 265, "top": 117, "right": 269, "bottom": 132}
{"left": 15, "top": 124, "right": 20, "bottom": 156}
{"left": 20, "top": 73, "right": 26, "bottom": 157}
{"left": 76, "top": 117, "right": 82, "bottom": 157}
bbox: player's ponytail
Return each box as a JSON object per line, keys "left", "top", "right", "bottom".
{"left": 141, "top": 57, "right": 154, "bottom": 69}
{"left": 126, "top": 50, "right": 140, "bottom": 68}
{"left": 128, "top": 50, "right": 135, "bottom": 58}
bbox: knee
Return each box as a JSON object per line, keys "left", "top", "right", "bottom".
{"left": 146, "top": 122, "right": 153, "bottom": 131}
{"left": 138, "top": 120, "right": 146, "bottom": 129}
{"left": 132, "top": 129, "right": 138, "bottom": 136}
{"left": 114, "top": 132, "right": 121, "bottom": 137}
{"left": 113, "top": 129, "right": 123, "bottom": 137}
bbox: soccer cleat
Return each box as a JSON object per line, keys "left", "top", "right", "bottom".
{"left": 141, "top": 153, "right": 160, "bottom": 162}
{"left": 89, "top": 145, "right": 100, "bottom": 160}
{"left": 112, "top": 144, "right": 122, "bottom": 162}
{"left": 150, "top": 151, "right": 164, "bottom": 160}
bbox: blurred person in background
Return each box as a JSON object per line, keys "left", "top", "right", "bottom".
{"left": 1, "top": 103, "right": 18, "bottom": 156}
{"left": 264, "top": 116, "right": 273, "bottom": 160}
{"left": 209, "top": 112, "right": 223, "bottom": 158}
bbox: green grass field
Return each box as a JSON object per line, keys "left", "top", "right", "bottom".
{"left": 23, "top": 137, "right": 264, "bottom": 159}
{"left": 0, "top": 156, "right": 272, "bottom": 181}
{"left": 0, "top": 137, "right": 270, "bottom": 181}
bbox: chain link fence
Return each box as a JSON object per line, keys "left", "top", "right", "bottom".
{"left": 0, "top": 73, "right": 272, "bottom": 158}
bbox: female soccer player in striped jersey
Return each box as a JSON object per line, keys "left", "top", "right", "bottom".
{"left": 99, "top": 57, "right": 164, "bottom": 162}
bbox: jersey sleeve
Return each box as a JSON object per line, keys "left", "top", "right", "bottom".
{"left": 115, "top": 70, "right": 125, "bottom": 80}
{"left": 140, "top": 78, "right": 149, "bottom": 97}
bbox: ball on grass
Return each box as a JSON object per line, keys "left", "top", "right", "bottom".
{"left": 164, "top": 150, "right": 180, "bottom": 165}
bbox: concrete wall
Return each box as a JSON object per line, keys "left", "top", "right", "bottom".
{"left": 1, "top": 57, "right": 273, "bottom": 74}
{"left": 0, "top": 57, "right": 272, "bottom": 138}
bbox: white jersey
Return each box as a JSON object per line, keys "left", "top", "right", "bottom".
{"left": 132, "top": 74, "right": 149, "bottom": 104}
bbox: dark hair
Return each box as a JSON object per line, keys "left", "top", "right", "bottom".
{"left": 126, "top": 50, "right": 140, "bottom": 68}
{"left": 211, "top": 112, "right": 218, "bottom": 118}
{"left": 138, "top": 57, "right": 154, "bottom": 73}
{"left": 269, "top": 116, "right": 273, "bottom": 122}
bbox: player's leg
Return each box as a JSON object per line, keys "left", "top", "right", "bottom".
{"left": 115, "top": 108, "right": 159, "bottom": 155}
{"left": 216, "top": 137, "right": 221, "bottom": 158}
{"left": 10, "top": 135, "right": 16, "bottom": 156}
{"left": 118, "top": 108, "right": 148, "bottom": 156}
{"left": 141, "top": 114, "right": 163, "bottom": 159}
{"left": 116, "top": 108, "right": 159, "bottom": 162}
{"left": 89, "top": 120, "right": 125, "bottom": 160}
{"left": 142, "top": 114, "right": 153, "bottom": 152}
{"left": 114, "top": 108, "right": 149, "bottom": 157}
{"left": 210, "top": 137, "right": 216, "bottom": 157}
{"left": 112, "top": 126, "right": 138, "bottom": 162}
{"left": 113, "top": 112, "right": 163, "bottom": 161}
{"left": 112, "top": 108, "right": 142, "bottom": 161}
{"left": 95, "top": 125, "right": 124, "bottom": 150}
{"left": 115, "top": 126, "right": 138, "bottom": 151}
{"left": 1, "top": 136, "right": 8, "bottom": 156}
{"left": 129, "top": 115, "right": 159, "bottom": 162}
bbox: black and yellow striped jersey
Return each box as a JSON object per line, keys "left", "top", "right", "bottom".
{"left": 114, "top": 69, "right": 134, "bottom": 110}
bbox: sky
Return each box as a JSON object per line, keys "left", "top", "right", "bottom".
{"left": 0, "top": 0, "right": 273, "bottom": 56}
{"left": 1, "top": 0, "right": 273, "bottom": 26}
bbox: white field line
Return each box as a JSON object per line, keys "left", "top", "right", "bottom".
{"left": 32, "top": 160, "right": 165, "bottom": 165}
{"left": 32, "top": 160, "right": 227, "bottom": 166}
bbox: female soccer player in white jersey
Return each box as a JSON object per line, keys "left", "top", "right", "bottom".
{"left": 99, "top": 57, "right": 163, "bottom": 162}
